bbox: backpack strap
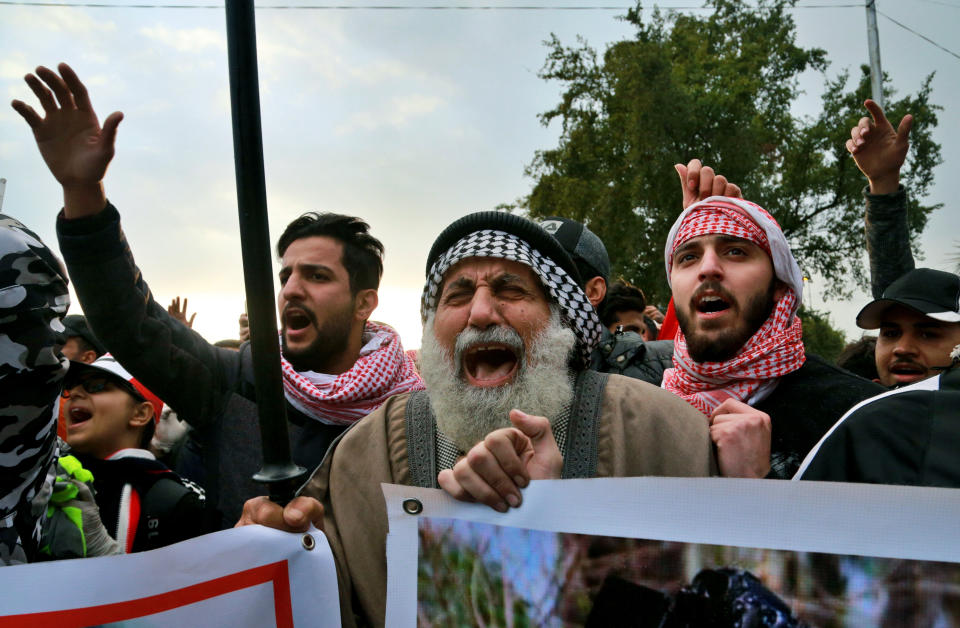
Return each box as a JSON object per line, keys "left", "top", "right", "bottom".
{"left": 405, "top": 390, "right": 438, "bottom": 489}
{"left": 139, "top": 477, "right": 194, "bottom": 548}
{"left": 562, "top": 370, "right": 610, "bottom": 479}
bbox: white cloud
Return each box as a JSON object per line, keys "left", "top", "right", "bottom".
{"left": 0, "top": 55, "right": 31, "bottom": 80}
{"left": 348, "top": 58, "right": 430, "bottom": 86}
{"left": 5, "top": 7, "right": 116, "bottom": 37}
{"left": 139, "top": 25, "right": 225, "bottom": 54}
{"left": 335, "top": 93, "right": 444, "bottom": 135}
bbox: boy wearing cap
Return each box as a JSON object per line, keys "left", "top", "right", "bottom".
{"left": 59, "top": 354, "right": 208, "bottom": 554}
{"left": 855, "top": 268, "right": 960, "bottom": 388}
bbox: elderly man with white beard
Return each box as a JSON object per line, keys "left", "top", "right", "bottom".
{"left": 239, "top": 211, "right": 716, "bottom": 628}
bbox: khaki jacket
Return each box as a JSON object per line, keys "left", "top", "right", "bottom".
{"left": 302, "top": 373, "right": 716, "bottom": 627}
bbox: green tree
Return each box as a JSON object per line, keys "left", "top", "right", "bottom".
{"left": 797, "top": 306, "right": 846, "bottom": 363}
{"left": 511, "top": 0, "right": 941, "bottom": 306}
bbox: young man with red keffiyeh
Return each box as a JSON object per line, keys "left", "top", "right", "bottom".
{"left": 661, "top": 196, "right": 884, "bottom": 479}
{"left": 12, "top": 63, "right": 424, "bottom": 526}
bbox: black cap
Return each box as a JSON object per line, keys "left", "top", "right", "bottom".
{"left": 61, "top": 315, "right": 106, "bottom": 355}
{"left": 425, "top": 211, "right": 583, "bottom": 286}
{"left": 538, "top": 217, "right": 611, "bottom": 285}
{"left": 856, "top": 268, "right": 960, "bottom": 329}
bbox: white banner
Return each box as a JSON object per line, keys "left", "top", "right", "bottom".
{"left": 0, "top": 525, "right": 339, "bottom": 627}
{"left": 385, "top": 478, "right": 960, "bottom": 627}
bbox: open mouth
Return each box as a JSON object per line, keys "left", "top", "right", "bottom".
{"left": 462, "top": 343, "right": 520, "bottom": 387}
{"left": 694, "top": 293, "right": 732, "bottom": 315}
{"left": 889, "top": 361, "right": 926, "bottom": 381}
{"left": 68, "top": 407, "right": 93, "bottom": 427}
{"left": 283, "top": 307, "right": 314, "bottom": 332}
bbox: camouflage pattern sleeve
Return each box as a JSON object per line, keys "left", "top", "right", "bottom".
{"left": 0, "top": 214, "right": 69, "bottom": 565}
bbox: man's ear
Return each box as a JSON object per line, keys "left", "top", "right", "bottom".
{"left": 774, "top": 279, "right": 788, "bottom": 301}
{"left": 584, "top": 277, "right": 607, "bottom": 308}
{"left": 129, "top": 402, "right": 154, "bottom": 430}
{"left": 354, "top": 289, "right": 379, "bottom": 322}
{"left": 79, "top": 349, "right": 98, "bottom": 364}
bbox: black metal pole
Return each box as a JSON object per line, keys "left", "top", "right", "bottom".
{"left": 224, "top": 0, "right": 306, "bottom": 504}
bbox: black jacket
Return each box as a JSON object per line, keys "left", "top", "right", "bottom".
{"left": 864, "top": 184, "right": 914, "bottom": 299}
{"left": 590, "top": 328, "right": 674, "bottom": 386}
{"left": 797, "top": 367, "right": 960, "bottom": 487}
{"left": 57, "top": 204, "right": 345, "bottom": 526}
{"left": 755, "top": 354, "right": 885, "bottom": 479}
{"left": 76, "top": 450, "right": 208, "bottom": 552}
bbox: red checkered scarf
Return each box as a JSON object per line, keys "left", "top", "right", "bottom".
{"left": 280, "top": 321, "right": 424, "bottom": 426}
{"left": 662, "top": 203, "right": 805, "bottom": 416}
{"left": 670, "top": 203, "right": 771, "bottom": 259}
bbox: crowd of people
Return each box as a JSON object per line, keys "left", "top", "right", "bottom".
{"left": 3, "top": 62, "right": 959, "bottom": 626}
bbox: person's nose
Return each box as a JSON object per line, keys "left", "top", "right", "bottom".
{"left": 279, "top": 273, "right": 306, "bottom": 305}
{"left": 466, "top": 287, "right": 505, "bottom": 330}
{"left": 892, "top": 333, "right": 919, "bottom": 358}
{"left": 65, "top": 383, "right": 88, "bottom": 400}
{"left": 697, "top": 247, "right": 724, "bottom": 281}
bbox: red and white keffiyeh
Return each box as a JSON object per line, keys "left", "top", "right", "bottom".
{"left": 661, "top": 197, "right": 806, "bottom": 416}
{"left": 662, "top": 289, "right": 805, "bottom": 416}
{"left": 281, "top": 321, "right": 424, "bottom": 426}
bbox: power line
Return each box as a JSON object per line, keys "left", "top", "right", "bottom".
{"left": 0, "top": 1, "right": 865, "bottom": 9}
{"left": 878, "top": 9, "right": 960, "bottom": 61}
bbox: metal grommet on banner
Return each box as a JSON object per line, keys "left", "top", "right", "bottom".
{"left": 301, "top": 533, "right": 316, "bottom": 551}
{"left": 402, "top": 498, "right": 423, "bottom": 515}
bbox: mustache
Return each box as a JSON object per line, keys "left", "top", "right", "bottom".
{"left": 690, "top": 281, "right": 737, "bottom": 308}
{"left": 889, "top": 358, "right": 926, "bottom": 371}
{"left": 281, "top": 300, "right": 318, "bottom": 327}
{"left": 453, "top": 326, "right": 524, "bottom": 370}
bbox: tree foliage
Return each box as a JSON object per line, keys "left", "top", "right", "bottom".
{"left": 511, "top": 0, "right": 942, "bottom": 306}
{"left": 798, "top": 306, "right": 846, "bottom": 363}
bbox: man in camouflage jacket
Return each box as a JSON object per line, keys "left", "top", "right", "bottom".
{"left": 0, "top": 214, "right": 70, "bottom": 565}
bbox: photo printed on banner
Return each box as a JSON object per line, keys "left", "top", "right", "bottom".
{"left": 417, "top": 518, "right": 960, "bottom": 627}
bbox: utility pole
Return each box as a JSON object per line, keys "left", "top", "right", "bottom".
{"left": 865, "top": 0, "right": 885, "bottom": 107}
{"left": 0, "top": 178, "right": 6, "bottom": 213}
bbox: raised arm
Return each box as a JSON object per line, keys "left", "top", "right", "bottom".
{"left": 13, "top": 63, "right": 241, "bottom": 425}
{"left": 846, "top": 99, "right": 915, "bottom": 297}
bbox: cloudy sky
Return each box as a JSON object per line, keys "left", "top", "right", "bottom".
{"left": 1, "top": 0, "right": 957, "bottom": 349}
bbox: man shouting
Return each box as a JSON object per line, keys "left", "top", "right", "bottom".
{"left": 241, "top": 211, "right": 716, "bottom": 627}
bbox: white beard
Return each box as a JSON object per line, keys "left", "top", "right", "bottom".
{"left": 419, "top": 309, "right": 576, "bottom": 452}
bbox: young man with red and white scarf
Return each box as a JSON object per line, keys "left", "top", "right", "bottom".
{"left": 13, "top": 62, "right": 424, "bottom": 525}
{"left": 661, "top": 196, "right": 884, "bottom": 479}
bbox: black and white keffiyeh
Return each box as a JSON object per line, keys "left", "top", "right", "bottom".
{"left": 420, "top": 229, "right": 603, "bottom": 366}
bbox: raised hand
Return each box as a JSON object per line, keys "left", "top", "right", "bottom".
{"left": 846, "top": 99, "right": 912, "bottom": 195}
{"left": 437, "top": 410, "right": 562, "bottom": 512}
{"left": 238, "top": 312, "right": 250, "bottom": 342}
{"left": 10, "top": 63, "right": 123, "bottom": 217}
{"left": 168, "top": 296, "right": 197, "bottom": 328}
{"left": 675, "top": 159, "right": 743, "bottom": 209}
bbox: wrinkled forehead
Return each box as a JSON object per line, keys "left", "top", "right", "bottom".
{"left": 439, "top": 257, "right": 548, "bottom": 298}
